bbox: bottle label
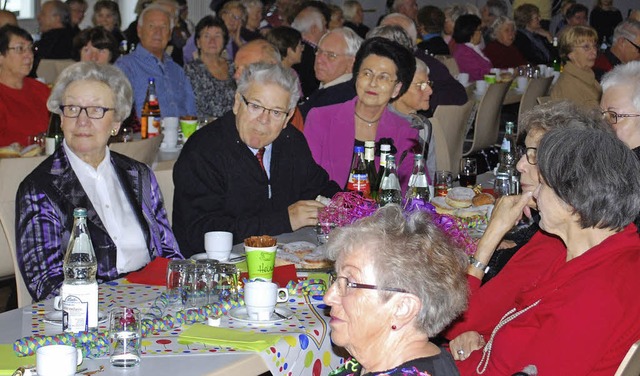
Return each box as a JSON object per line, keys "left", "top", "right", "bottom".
{"left": 61, "top": 282, "right": 98, "bottom": 330}
{"left": 61, "top": 295, "right": 88, "bottom": 333}
{"left": 148, "top": 116, "right": 161, "bottom": 137}
{"left": 346, "top": 173, "right": 370, "bottom": 196}
{"left": 45, "top": 137, "right": 56, "bottom": 155}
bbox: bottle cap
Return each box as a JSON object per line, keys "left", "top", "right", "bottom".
{"left": 73, "top": 207, "right": 87, "bottom": 217}
{"left": 380, "top": 144, "right": 391, "bottom": 151}
{"left": 414, "top": 154, "right": 423, "bottom": 161}
{"left": 354, "top": 146, "right": 364, "bottom": 152}
{"left": 364, "top": 140, "right": 375, "bottom": 147}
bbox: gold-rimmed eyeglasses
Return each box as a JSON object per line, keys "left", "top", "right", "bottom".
{"left": 414, "top": 81, "right": 434, "bottom": 91}
{"left": 59, "top": 105, "right": 115, "bottom": 119}
{"left": 240, "top": 95, "right": 289, "bottom": 121}
{"left": 601, "top": 110, "right": 640, "bottom": 125}
{"left": 331, "top": 276, "right": 409, "bottom": 297}
{"left": 358, "top": 69, "right": 397, "bottom": 87}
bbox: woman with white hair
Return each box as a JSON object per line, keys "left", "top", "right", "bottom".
{"left": 16, "top": 62, "right": 182, "bottom": 302}
{"left": 483, "top": 16, "right": 527, "bottom": 68}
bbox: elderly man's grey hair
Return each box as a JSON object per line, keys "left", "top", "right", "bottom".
{"left": 291, "top": 7, "right": 324, "bottom": 34}
{"left": 415, "top": 57, "right": 429, "bottom": 75}
{"left": 444, "top": 3, "right": 480, "bottom": 25}
{"left": 318, "top": 27, "right": 363, "bottom": 56}
{"left": 48, "top": 0, "right": 72, "bottom": 28}
{"left": 138, "top": 3, "right": 175, "bottom": 30}
{"left": 380, "top": 12, "right": 417, "bottom": 48}
{"left": 366, "top": 24, "right": 413, "bottom": 50}
{"left": 601, "top": 61, "right": 640, "bottom": 113}
{"left": 489, "top": 16, "right": 516, "bottom": 40}
{"left": 518, "top": 100, "right": 608, "bottom": 140}
{"left": 237, "top": 62, "right": 301, "bottom": 111}
{"left": 326, "top": 205, "right": 468, "bottom": 337}
{"left": 612, "top": 19, "right": 640, "bottom": 45}
{"left": 538, "top": 123, "right": 640, "bottom": 230}
{"left": 47, "top": 62, "right": 133, "bottom": 122}
{"left": 342, "top": 0, "right": 362, "bottom": 23}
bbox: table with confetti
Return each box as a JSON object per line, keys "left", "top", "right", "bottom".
{"left": 20, "top": 279, "right": 345, "bottom": 376}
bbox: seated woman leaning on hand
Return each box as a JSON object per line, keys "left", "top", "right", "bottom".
{"left": 16, "top": 62, "right": 182, "bottom": 302}
{"left": 304, "top": 37, "right": 419, "bottom": 191}
{"left": 324, "top": 204, "right": 468, "bottom": 376}
{"left": 447, "top": 121, "right": 640, "bottom": 375}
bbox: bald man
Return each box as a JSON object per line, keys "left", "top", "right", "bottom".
{"left": 233, "top": 39, "right": 281, "bottom": 81}
{"left": 0, "top": 10, "right": 18, "bottom": 27}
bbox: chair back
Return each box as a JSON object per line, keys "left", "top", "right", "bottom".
{"left": 430, "top": 100, "right": 475, "bottom": 177}
{"left": 517, "top": 76, "right": 554, "bottom": 131}
{"left": 616, "top": 340, "right": 640, "bottom": 376}
{"left": 36, "top": 59, "right": 75, "bottom": 85}
{"left": 537, "top": 96, "right": 552, "bottom": 105}
{"left": 109, "top": 135, "right": 164, "bottom": 166}
{"left": 434, "top": 55, "right": 460, "bottom": 77}
{"left": 154, "top": 168, "right": 174, "bottom": 225}
{"left": 0, "top": 156, "right": 48, "bottom": 307}
{"left": 463, "top": 81, "right": 511, "bottom": 156}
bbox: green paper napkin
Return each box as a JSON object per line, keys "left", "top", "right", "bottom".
{"left": 178, "top": 324, "right": 282, "bottom": 352}
{"left": 0, "top": 344, "right": 36, "bottom": 375}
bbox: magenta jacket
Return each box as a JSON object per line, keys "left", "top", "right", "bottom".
{"left": 304, "top": 97, "right": 420, "bottom": 193}
{"left": 453, "top": 43, "right": 493, "bottom": 82}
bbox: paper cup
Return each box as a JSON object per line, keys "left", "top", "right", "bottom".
{"left": 180, "top": 116, "right": 198, "bottom": 140}
{"left": 245, "top": 245, "right": 277, "bottom": 282}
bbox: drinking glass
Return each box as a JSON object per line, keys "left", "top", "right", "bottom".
{"left": 166, "top": 259, "right": 195, "bottom": 307}
{"left": 109, "top": 307, "right": 141, "bottom": 368}
{"left": 493, "top": 176, "right": 511, "bottom": 198}
{"left": 212, "top": 263, "right": 239, "bottom": 303}
{"left": 434, "top": 170, "right": 453, "bottom": 197}
{"left": 459, "top": 158, "right": 478, "bottom": 187}
{"left": 193, "top": 259, "right": 218, "bottom": 306}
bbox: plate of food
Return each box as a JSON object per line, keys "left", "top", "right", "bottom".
{"left": 275, "top": 241, "right": 333, "bottom": 271}
{"left": 431, "top": 187, "right": 495, "bottom": 234}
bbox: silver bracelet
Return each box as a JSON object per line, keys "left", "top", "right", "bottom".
{"left": 469, "top": 255, "right": 490, "bottom": 274}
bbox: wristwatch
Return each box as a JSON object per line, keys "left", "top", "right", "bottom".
{"left": 469, "top": 255, "right": 490, "bottom": 273}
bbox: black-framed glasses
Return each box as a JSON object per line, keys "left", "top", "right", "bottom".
{"left": 7, "top": 44, "right": 35, "bottom": 54}
{"left": 517, "top": 145, "right": 537, "bottom": 165}
{"left": 332, "top": 276, "right": 409, "bottom": 297}
{"left": 59, "top": 105, "right": 114, "bottom": 119}
{"left": 414, "top": 81, "right": 434, "bottom": 91}
{"left": 240, "top": 95, "right": 289, "bottom": 121}
{"left": 601, "top": 110, "right": 640, "bottom": 125}
{"left": 625, "top": 38, "right": 640, "bottom": 54}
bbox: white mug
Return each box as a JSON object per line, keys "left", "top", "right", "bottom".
{"left": 516, "top": 76, "right": 528, "bottom": 92}
{"left": 456, "top": 72, "right": 469, "bottom": 87}
{"left": 162, "top": 117, "right": 179, "bottom": 148}
{"left": 244, "top": 281, "right": 288, "bottom": 321}
{"left": 475, "top": 80, "right": 488, "bottom": 95}
{"left": 36, "top": 345, "right": 83, "bottom": 376}
{"left": 204, "top": 231, "right": 233, "bottom": 261}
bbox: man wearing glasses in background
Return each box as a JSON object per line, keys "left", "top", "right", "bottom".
{"left": 593, "top": 19, "right": 640, "bottom": 81}
{"left": 172, "top": 63, "right": 340, "bottom": 257}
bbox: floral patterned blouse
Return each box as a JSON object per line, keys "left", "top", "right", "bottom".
{"left": 184, "top": 58, "right": 236, "bottom": 119}
{"left": 329, "top": 352, "right": 459, "bottom": 376}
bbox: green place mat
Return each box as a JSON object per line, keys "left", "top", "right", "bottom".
{"left": 178, "top": 324, "right": 282, "bottom": 352}
{"left": 0, "top": 344, "right": 35, "bottom": 375}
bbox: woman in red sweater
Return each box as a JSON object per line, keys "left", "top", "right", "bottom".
{"left": 0, "top": 25, "right": 50, "bottom": 147}
{"left": 483, "top": 16, "right": 527, "bottom": 69}
{"left": 446, "top": 117, "right": 640, "bottom": 375}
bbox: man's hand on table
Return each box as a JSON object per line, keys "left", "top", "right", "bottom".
{"left": 288, "top": 200, "right": 325, "bottom": 231}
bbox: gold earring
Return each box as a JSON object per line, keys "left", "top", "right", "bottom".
{"left": 111, "top": 128, "right": 118, "bottom": 136}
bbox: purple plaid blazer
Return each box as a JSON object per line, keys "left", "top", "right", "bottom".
{"left": 16, "top": 147, "right": 182, "bottom": 301}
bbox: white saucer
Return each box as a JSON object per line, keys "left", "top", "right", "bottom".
{"left": 43, "top": 310, "right": 108, "bottom": 325}
{"left": 228, "top": 306, "right": 294, "bottom": 325}
{"left": 190, "top": 252, "right": 244, "bottom": 263}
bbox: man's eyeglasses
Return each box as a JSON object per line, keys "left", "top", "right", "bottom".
{"left": 331, "top": 276, "right": 409, "bottom": 297}
{"left": 625, "top": 38, "right": 640, "bottom": 54}
{"left": 517, "top": 145, "right": 537, "bottom": 165}
{"left": 240, "top": 95, "right": 289, "bottom": 121}
{"left": 59, "top": 105, "right": 114, "bottom": 119}
{"left": 601, "top": 110, "right": 640, "bottom": 125}
{"left": 358, "top": 70, "right": 397, "bottom": 87}
{"left": 315, "top": 48, "right": 345, "bottom": 61}
{"left": 414, "top": 81, "right": 433, "bottom": 91}
{"left": 7, "top": 44, "right": 35, "bottom": 54}
{"left": 573, "top": 43, "right": 597, "bottom": 51}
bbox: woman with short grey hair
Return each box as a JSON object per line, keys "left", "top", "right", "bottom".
{"left": 484, "top": 16, "right": 527, "bottom": 68}
{"left": 324, "top": 204, "right": 467, "bottom": 375}
{"left": 16, "top": 61, "right": 182, "bottom": 302}
{"left": 342, "top": 0, "right": 369, "bottom": 39}
{"left": 237, "top": 62, "right": 301, "bottom": 111}
{"left": 448, "top": 121, "right": 640, "bottom": 375}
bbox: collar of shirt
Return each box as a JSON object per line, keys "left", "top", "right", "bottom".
{"left": 63, "top": 140, "right": 111, "bottom": 176}
{"left": 303, "top": 38, "right": 318, "bottom": 49}
{"left": 248, "top": 143, "right": 273, "bottom": 179}
{"left": 131, "top": 44, "right": 172, "bottom": 67}
{"left": 319, "top": 73, "right": 353, "bottom": 89}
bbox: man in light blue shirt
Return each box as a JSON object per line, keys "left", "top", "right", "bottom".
{"left": 115, "top": 3, "right": 196, "bottom": 118}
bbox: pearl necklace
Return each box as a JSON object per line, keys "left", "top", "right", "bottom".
{"left": 354, "top": 111, "right": 381, "bottom": 127}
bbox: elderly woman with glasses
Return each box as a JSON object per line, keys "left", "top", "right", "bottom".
{"left": 16, "top": 62, "right": 182, "bottom": 302}
{"left": 304, "top": 37, "right": 419, "bottom": 193}
{"left": 0, "top": 25, "right": 50, "bottom": 147}
{"left": 324, "top": 204, "right": 468, "bottom": 376}
{"left": 550, "top": 25, "right": 601, "bottom": 108}
{"left": 445, "top": 111, "right": 640, "bottom": 374}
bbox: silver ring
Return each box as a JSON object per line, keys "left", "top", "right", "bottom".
{"left": 457, "top": 349, "right": 465, "bottom": 356}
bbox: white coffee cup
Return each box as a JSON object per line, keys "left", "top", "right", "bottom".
{"left": 545, "top": 66, "right": 555, "bottom": 78}
{"left": 490, "top": 68, "right": 501, "bottom": 75}
{"left": 36, "top": 345, "right": 83, "bottom": 376}
{"left": 456, "top": 72, "right": 469, "bottom": 87}
{"left": 204, "top": 231, "right": 233, "bottom": 261}
{"left": 244, "top": 281, "right": 288, "bottom": 321}
{"left": 475, "top": 80, "right": 488, "bottom": 95}
{"left": 516, "top": 76, "right": 528, "bottom": 92}
{"left": 162, "top": 117, "right": 179, "bottom": 149}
